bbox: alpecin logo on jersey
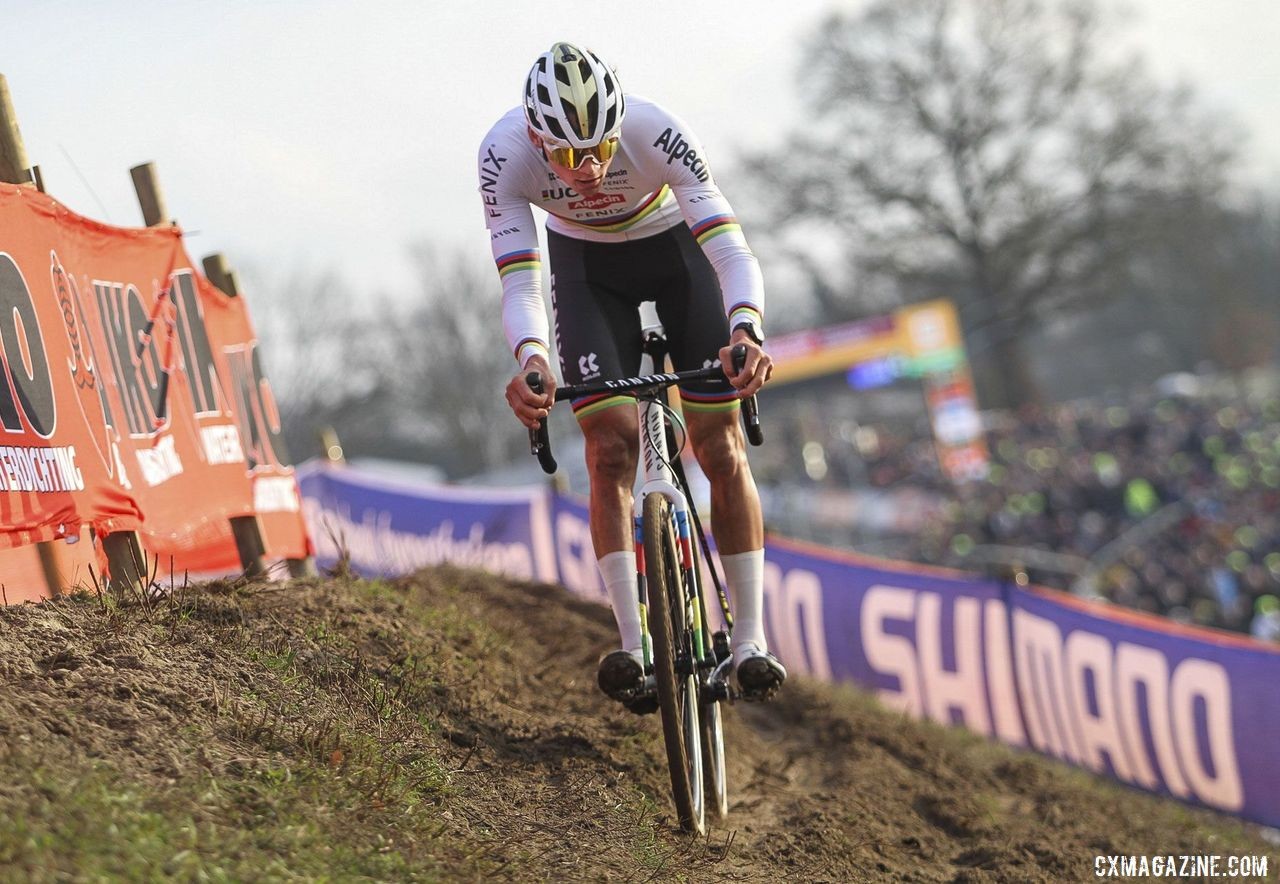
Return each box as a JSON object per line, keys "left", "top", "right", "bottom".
{"left": 653, "top": 128, "right": 710, "bottom": 183}
{"left": 568, "top": 193, "right": 625, "bottom": 211}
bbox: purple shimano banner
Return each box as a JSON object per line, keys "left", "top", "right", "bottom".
{"left": 296, "top": 462, "right": 556, "bottom": 582}
{"left": 761, "top": 538, "right": 1023, "bottom": 741}
{"left": 1006, "top": 586, "right": 1280, "bottom": 827}
{"left": 759, "top": 536, "right": 1280, "bottom": 827}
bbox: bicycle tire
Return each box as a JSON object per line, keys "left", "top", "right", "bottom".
{"left": 686, "top": 526, "right": 729, "bottom": 819}
{"left": 643, "top": 492, "right": 705, "bottom": 834}
{"left": 701, "top": 695, "right": 728, "bottom": 819}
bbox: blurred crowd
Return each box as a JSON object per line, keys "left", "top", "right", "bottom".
{"left": 761, "top": 378, "right": 1280, "bottom": 642}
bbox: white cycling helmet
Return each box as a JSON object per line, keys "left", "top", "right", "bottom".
{"left": 523, "top": 42, "right": 625, "bottom": 149}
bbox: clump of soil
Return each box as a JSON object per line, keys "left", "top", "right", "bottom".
{"left": 0, "top": 568, "right": 1274, "bottom": 881}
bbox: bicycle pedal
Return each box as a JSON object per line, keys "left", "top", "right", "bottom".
{"left": 739, "top": 682, "right": 782, "bottom": 702}
{"left": 712, "top": 630, "right": 731, "bottom": 664}
{"left": 701, "top": 679, "right": 731, "bottom": 704}
{"left": 624, "top": 695, "right": 658, "bottom": 716}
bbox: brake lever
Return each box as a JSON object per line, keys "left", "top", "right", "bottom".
{"left": 730, "top": 344, "right": 764, "bottom": 446}
{"left": 526, "top": 372, "right": 558, "bottom": 474}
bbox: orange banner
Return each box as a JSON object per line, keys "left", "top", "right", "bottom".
{"left": 0, "top": 183, "right": 309, "bottom": 585}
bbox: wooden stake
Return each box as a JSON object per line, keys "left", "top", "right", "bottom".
{"left": 130, "top": 162, "right": 170, "bottom": 227}
{"left": 320, "top": 427, "right": 347, "bottom": 464}
{"left": 202, "top": 253, "right": 241, "bottom": 297}
{"left": 204, "top": 251, "right": 315, "bottom": 578}
{"left": 36, "top": 541, "right": 65, "bottom": 597}
{"left": 230, "top": 515, "right": 268, "bottom": 578}
{"left": 287, "top": 556, "right": 319, "bottom": 578}
{"left": 102, "top": 531, "right": 147, "bottom": 594}
{"left": 0, "top": 74, "right": 34, "bottom": 186}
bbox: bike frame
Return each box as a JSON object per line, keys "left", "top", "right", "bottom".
{"left": 631, "top": 329, "right": 710, "bottom": 678}
{"left": 526, "top": 332, "right": 754, "bottom": 691}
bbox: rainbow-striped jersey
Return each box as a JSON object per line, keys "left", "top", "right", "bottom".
{"left": 477, "top": 95, "right": 764, "bottom": 368}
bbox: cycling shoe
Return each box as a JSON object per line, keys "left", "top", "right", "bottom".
{"left": 735, "top": 643, "right": 787, "bottom": 701}
{"left": 597, "top": 649, "right": 657, "bottom": 715}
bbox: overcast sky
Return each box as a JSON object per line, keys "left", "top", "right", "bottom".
{"left": 3, "top": 0, "right": 1278, "bottom": 303}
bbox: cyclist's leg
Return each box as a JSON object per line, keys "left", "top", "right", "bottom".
{"left": 655, "top": 224, "right": 786, "bottom": 699}
{"left": 650, "top": 222, "right": 759, "bottom": 555}
{"left": 548, "top": 230, "right": 645, "bottom": 558}
{"left": 683, "top": 411, "right": 786, "bottom": 698}
{"left": 548, "top": 230, "right": 654, "bottom": 708}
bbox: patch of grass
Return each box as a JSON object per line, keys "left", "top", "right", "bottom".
{"left": 0, "top": 753, "right": 472, "bottom": 882}
{"left": 616, "top": 792, "right": 666, "bottom": 870}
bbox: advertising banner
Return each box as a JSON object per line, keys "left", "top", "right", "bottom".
{"left": 0, "top": 183, "right": 308, "bottom": 578}
{"left": 768, "top": 299, "right": 989, "bottom": 481}
{"left": 297, "top": 463, "right": 556, "bottom": 582}
{"left": 761, "top": 538, "right": 1280, "bottom": 826}
{"left": 1006, "top": 586, "right": 1280, "bottom": 827}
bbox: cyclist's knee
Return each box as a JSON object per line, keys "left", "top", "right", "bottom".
{"left": 689, "top": 419, "right": 747, "bottom": 481}
{"left": 583, "top": 410, "right": 639, "bottom": 482}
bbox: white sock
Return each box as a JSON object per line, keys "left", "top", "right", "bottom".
{"left": 721, "top": 549, "right": 767, "bottom": 664}
{"left": 599, "top": 551, "right": 643, "bottom": 654}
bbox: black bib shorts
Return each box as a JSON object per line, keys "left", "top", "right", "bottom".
{"left": 548, "top": 223, "right": 738, "bottom": 420}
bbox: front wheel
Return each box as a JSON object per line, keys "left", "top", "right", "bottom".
{"left": 643, "top": 493, "right": 704, "bottom": 834}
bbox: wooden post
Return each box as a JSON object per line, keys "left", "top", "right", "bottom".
{"left": 102, "top": 532, "right": 147, "bottom": 594}
{"left": 203, "top": 251, "right": 315, "bottom": 578}
{"left": 229, "top": 515, "right": 268, "bottom": 578}
{"left": 320, "top": 427, "right": 346, "bottom": 464}
{"left": 1, "top": 78, "right": 58, "bottom": 593}
{"left": 129, "top": 161, "right": 170, "bottom": 227}
{"left": 36, "top": 542, "right": 66, "bottom": 597}
{"left": 287, "top": 556, "right": 319, "bottom": 578}
{"left": 202, "top": 252, "right": 240, "bottom": 297}
{"left": 0, "top": 74, "right": 34, "bottom": 186}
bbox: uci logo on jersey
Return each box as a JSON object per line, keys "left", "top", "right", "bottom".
{"left": 652, "top": 128, "right": 710, "bottom": 183}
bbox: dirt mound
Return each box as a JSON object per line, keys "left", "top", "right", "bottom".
{"left": 0, "top": 568, "right": 1274, "bottom": 882}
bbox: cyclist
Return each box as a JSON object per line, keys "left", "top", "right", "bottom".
{"left": 479, "top": 41, "right": 786, "bottom": 711}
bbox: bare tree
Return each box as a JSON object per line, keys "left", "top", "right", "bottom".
{"left": 387, "top": 245, "right": 528, "bottom": 476}
{"left": 250, "top": 269, "right": 359, "bottom": 424}
{"left": 748, "top": 0, "right": 1238, "bottom": 407}
{"left": 246, "top": 249, "right": 533, "bottom": 477}
{"left": 246, "top": 266, "right": 387, "bottom": 463}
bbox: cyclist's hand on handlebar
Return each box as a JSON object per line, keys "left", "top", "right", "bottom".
{"left": 507, "top": 355, "right": 556, "bottom": 430}
{"left": 719, "top": 331, "right": 772, "bottom": 398}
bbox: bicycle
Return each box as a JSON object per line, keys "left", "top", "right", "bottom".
{"left": 525, "top": 328, "right": 763, "bottom": 835}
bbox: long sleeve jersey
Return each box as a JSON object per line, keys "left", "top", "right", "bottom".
{"left": 477, "top": 95, "right": 764, "bottom": 368}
